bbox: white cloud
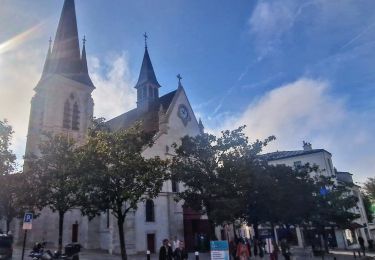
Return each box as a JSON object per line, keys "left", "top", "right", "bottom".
{"left": 0, "top": 46, "right": 44, "bottom": 159}
{"left": 90, "top": 53, "right": 137, "bottom": 120}
{"left": 214, "top": 78, "right": 374, "bottom": 182}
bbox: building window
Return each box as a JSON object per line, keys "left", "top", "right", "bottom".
{"left": 72, "top": 102, "right": 80, "bottom": 131}
{"left": 145, "top": 200, "right": 155, "bottom": 222}
{"left": 63, "top": 100, "right": 71, "bottom": 129}
{"left": 172, "top": 178, "right": 179, "bottom": 193}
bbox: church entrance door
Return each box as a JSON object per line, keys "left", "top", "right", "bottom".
{"left": 147, "top": 233, "right": 155, "bottom": 253}
{"left": 72, "top": 223, "right": 78, "bottom": 243}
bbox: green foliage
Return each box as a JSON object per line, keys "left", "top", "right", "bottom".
{"left": 26, "top": 133, "right": 80, "bottom": 213}
{"left": 78, "top": 122, "right": 169, "bottom": 260}
{"left": 245, "top": 164, "right": 316, "bottom": 227}
{"left": 171, "top": 126, "right": 275, "bottom": 232}
{"left": 362, "top": 193, "right": 374, "bottom": 223}
{"left": 364, "top": 178, "right": 375, "bottom": 200}
{"left": 309, "top": 175, "right": 359, "bottom": 229}
{"left": 0, "top": 119, "right": 16, "bottom": 175}
{"left": 26, "top": 133, "right": 80, "bottom": 251}
{"left": 0, "top": 119, "right": 19, "bottom": 232}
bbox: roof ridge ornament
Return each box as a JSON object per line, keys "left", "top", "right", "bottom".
{"left": 143, "top": 32, "right": 148, "bottom": 49}
{"left": 177, "top": 74, "right": 183, "bottom": 88}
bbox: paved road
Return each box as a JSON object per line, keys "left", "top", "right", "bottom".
{"left": 11, "top": 247, "right": 375, "bottom": 260}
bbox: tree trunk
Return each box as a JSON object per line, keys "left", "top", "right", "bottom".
{"left": 5, "top": 217, "right": 11, "bottom": 234}
{"left": 208, "top": 219, "right": 217, "bottom": 241}
{"left": 58, "top": 211, "right": 65, "bottom": 253}
{"left": 117, "top": 214, "right": 127, "bottom": 260}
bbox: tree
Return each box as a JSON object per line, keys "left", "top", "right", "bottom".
{"left": 364, "top": 178, "right": 375, "bottom": 200}
{"left": 171, "top": 126, "right": 275, "bottom": 238}
{"left": 245, "top": 164, "right": 316, "bottom": 237}
{"left": 0, "top": 120, "right": 19, "bottom": 232}
{"left": 308, "top": 174, "right": 358, "bottom": 252}
{"left": 77, "top": 122, "right": 169, "bottom": 260}
{"left": 362, "top": 193, "right": 374, "bottom": 223}
{"left": 26, "top": 133, "right": 80, "bottom": 252}
{"left": 0, "top": 120, "right": 16, "bottom": 175}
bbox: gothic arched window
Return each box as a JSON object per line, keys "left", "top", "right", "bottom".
{"left": 72, "top": 102, "right": 80, "bottom": 131}
{"left": 63, "top": 100, "right": 71, "bottom": 129}
{"left": 145, "top": 200, "right": 155, "bottom": 222}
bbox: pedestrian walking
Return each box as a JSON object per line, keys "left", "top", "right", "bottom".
{"left": 172, "top": 236, "right": 180, "bottom": 251}
{"left": 173, "top": 241, "right": 188, "bottom": 260}
{"left": 159, "top": 239, "right": 173, "bottom": 260}
{"left": 229, "top": 240, "right": 237, "bottom": 260}
{"left": 270, "top": 240, "right": 279, "bottom": 260}
{"left": 358, "top": 236, "right": 366, "bottom": 256}
{"left": 245, "top": 238, "right": 252, "bottom": 258}
{"left": 253, "top": 239, "right": 258, "bottom": 256}
{"left": 280, "top": 239, "right": 291, "bottom": 260}
{"left": 236, "top": 239, "right": 250, "bottom": 260}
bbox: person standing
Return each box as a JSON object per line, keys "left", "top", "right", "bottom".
{"left": 159, "top": 239, "right": 173, "bottom": 260}
{"left": 270, "top": 240, "right": 279, "bottom": 260}
{"left": 280, "top": 239, "right": 290, "bottom": 260}
{"left": 174, "top": 241, "right": 188, "bottom": 260}
{"left": 358, "top": 236, "right": 366, "bottom": 256}
{"left": 172, "top": 236, "right": 180, "bottom": 251}
{"left": 236, "top": 239, "right": 250, "bottom": 260}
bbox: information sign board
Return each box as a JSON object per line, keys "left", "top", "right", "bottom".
{"left": 210, "top": 241, "right": 229, "bottom": 260}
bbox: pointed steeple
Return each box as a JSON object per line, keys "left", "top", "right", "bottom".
{"left": 81, "top": 36, "right": 88, "bottom": 74}
{"left": 41, "top": 37, "right": 53, "bottom": 76}
{"left": 51, "top": 0, "right": 82, "bottom": 74}
{"left": 135, "top": 34, "right": 161, "bottom": 89}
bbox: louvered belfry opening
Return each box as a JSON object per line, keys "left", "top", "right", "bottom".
{"left": 63, "top": 99, "right": 71, "bottom": 129}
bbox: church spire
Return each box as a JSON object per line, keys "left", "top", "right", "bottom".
{"left": 81, "top": 36, "right": 88, "bottom": 74}
{"left": 51, "top": 0, "right": 81, "bottom": 74}
{"left": 135, "top": 34, "right": 160, "bottom": 89}
{"left": 42, "top": 37, "right": 53, "bottom": 76}
{"left": 135, "top": 33, "right": 161, "bottom": 110}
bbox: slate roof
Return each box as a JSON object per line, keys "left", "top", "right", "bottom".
{"left": 260, "top": 149, "right": 331, "bottom": 161}
{"left": 39, "top": 0, "right": 94, "bottom": 88}
{"left": 107, "top": 90, "right": 177, "bottom": 132}
{"left": 135, "top": 48, "right": 161, "bottom": 89}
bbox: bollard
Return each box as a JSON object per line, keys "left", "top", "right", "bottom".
{"left": 195, "top": 251, "right": 199, "bottom": 260}
{"left": 147, "top": 250, "right": 151, "bottom": 260}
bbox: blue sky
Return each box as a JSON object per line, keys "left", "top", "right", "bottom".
{"left": 0, "top": 0, "right": 375, "bottom": 182}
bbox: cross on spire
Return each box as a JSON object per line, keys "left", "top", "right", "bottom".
{"left": 177, "top": 74, "right": 183, "bottom": 86}
{"left": 83, "top": 35, "right": 86, "bottom": 46}
{"left": 143, "top": 32, "right": 148, "bottom": 48}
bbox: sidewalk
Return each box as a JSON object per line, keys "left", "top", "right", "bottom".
{"left": 13, "top": 247, "right": 375, "bottom": 260}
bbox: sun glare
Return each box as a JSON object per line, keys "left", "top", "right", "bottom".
{"left": 0, "top": 23, "right": 44, "bottom": 55}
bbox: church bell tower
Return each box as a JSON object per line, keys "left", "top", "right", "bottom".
{"left": 25, "top": 0, "right": 95, "bottom": 156}
{"left": 135, "top": 33, "right": 161, "bottom": 112}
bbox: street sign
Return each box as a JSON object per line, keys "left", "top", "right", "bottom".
{"left": 22, "top": 213, "right": 33, "bottom": 230}
{"left": 210, "top": 241, "right": 229, "bottom": 260}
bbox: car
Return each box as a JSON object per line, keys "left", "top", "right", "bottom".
{"left": 0, "top": 234, "right": 13, "bottom": 260}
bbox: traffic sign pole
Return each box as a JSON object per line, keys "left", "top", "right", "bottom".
{"left": 21, "top": 213, "right": 33, "bottom": 260}
{"left": 21, "top": 229, "right": 27, "bottom": 260}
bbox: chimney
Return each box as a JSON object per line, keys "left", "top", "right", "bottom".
{"left": 303, "top": 141, "right": 312, "bottom": 151}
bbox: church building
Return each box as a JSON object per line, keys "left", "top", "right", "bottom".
{"left": 21, "top": 0, "right": 208, "bottom": 254}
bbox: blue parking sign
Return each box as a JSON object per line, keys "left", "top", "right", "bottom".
{"left": 24, "top": 213, "right": 33, "bottom": 223}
